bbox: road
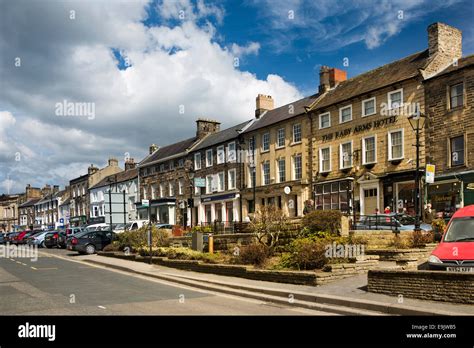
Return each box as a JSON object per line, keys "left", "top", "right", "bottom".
{"left": 0, "top": 245, "right": 329, "bottom": 315}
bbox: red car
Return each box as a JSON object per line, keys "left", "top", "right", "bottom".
{"left": 428, "top": 205, "right": 474, "bottom": 272}
{"left": 12, "top": 230, "right": 28, "bottom": 245}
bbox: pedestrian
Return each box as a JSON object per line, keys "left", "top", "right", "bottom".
{"left": 423, "top": 203, "right": 435, "bottom": 224}
{"left": 384, "top": 206, "right": 391, "bottom": 223}
{"left": 303, "top": 199, "right": 314, "bottom": 215}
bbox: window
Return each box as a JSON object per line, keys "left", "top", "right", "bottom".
{"left": 276, "top": 128, "right": 285, "bottom": 148}
{"left": 160, "top": 163, "right": 165, "bottom": 172}
{"left": 319, "top": 147, "right": 331, "bottom": 173}
{"left": 315, "top": 181, "right": 351, "bottom": 212}
{"left": 228, "top": 169, "right": 236, "bottom": 190}
{"left": 451, "top": 136, "right": 465, "bottom": 166}
{"left": 178, "top": 158, "right": 184, "bottom": 167}
{"left": 340, "top": 141, "right": 353, "bottom": 169}
{"left": 178, "top": 179, "right": 184, "bottom": 195}
{"left": 151, "top": 185, "right": 156, "bottom": 199}
{"left": 217, "top": 145, "right": 225, "bottom": 164}
{"left": 292, "top": 124, "right": 302, "bottom": 143}
{"left": 218, "top": 172, "right": 225, "bottom": 192}
{"left": 319, "top": 112, "right": 331, "bottom": 129}
{"left": 388, "top": 130, "right": 404, "bottom": 160}
{"left": 277, "top": 158, "right": 286, "bottom": 183}
{"left": 293, "top": 154, "right": 302, "bottom": 180}
{"left": 169, "top": 181, "right": 175, "bottom": 196}
{"left": 169, "top": 161, "right": 174, "bottom": 170}
{"left": 206, "top": 175, "right": 213, "bottom": 194}
{"left": 262, "top": 133, "right": 270, "bottom": 152}
{"left": 142, "top": 187, "right": 147, "bottom": 200}
{"left": 159, "top": 183, "right": 165, "bottom": 198}
{"left": 339, "top": 105, "right": 352, "bottom": 123}
{"left": 206, "top": 149, "right": 213, "bottom": 167}
{"left": 362, "top": 136, "right": 376, "bottom": 164}
{"left": 227, "top": 142, "right": 236, "bottom": 162}
{"left": 262, "top": 162, "right": 270, "bottom": 185}
{"left": 248, "top": 166, "right": 256, "bottom": 188}
{"left": 450, "top": 83, "right": 463, "bottom": 108}
{"left": 388, "top": 89, "right": 403, "bottom": 109}
{"left": 194, "top": 153, "right": 201, "bottom": 170}
{"left": 362, "top": 97, "right": 376, "bottom": 116}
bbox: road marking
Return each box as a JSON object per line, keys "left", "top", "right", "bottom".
{"left": 36, "top": 267, "right": 58, "bottom": 271}
{"left": 10, "top": 258, "right": 15, "bottom": 262}
{"left": 15, "top": 261, "right": 22, "bottom": 264}
{"left": 20, "top": 262, "right": 27, "bottom": 266}
{"left": 98, "top": 305, "right": 106, "bottom": 309}
{"left": 31, "top": 267, "right": 37, "bottom": 270}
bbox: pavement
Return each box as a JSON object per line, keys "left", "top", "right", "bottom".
{"left": 0, "top": 244, "right": 334, "bottom": 315}
{"left": 21, "top": 247, "right": 474, "bottom": 316}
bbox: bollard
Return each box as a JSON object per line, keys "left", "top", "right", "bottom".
{"left": 208, "top": 233, "right": 214, "bottom": 254}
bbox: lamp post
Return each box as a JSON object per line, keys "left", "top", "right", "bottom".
{"left": 408, "top": 110, "right": 426, "bottom": 233}
{"left": 186, "top": 167, "right": 195, "bottom": 229}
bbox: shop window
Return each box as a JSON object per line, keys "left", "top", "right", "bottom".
{"left": 450, "top": 83, "right": 463, "bottom": 109}
{"left": 450, "top": 136, "right": 464, "bottom": 166}
{"left": 315, "top": 181, "right": 351, "bottom": 213}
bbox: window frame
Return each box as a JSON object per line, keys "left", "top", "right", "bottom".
{"left": 228, "top": 169, "right": 237, "bottom": 190}
{"left": 277, "top": 158, "right": 286, "bottom": 183}
{"left": 262, "top": 132, "right": 270, "bottom": 152}
{"left": 362, "top": 135, "right": 377, "bottom": 165}
{"left": 319, "top": 146, "right": 331, "bottom": 173}
{"left": 206, "top": 149, "right": 213, "bottom": 167}
{"left": 276, "top": 128, "right": 286, "bottom": 148}
{"left": 262, "top": 161, "right": 270, "bottom": 185}
{"left": 339, "top": 105, "right": 352, "bottom": 124}
{"left": 292, "top": 123, "right": 302, "bottom": 144}
{"left": 450, "top": 135, "right": 465, "bottom": 167}
{"left": 449, "top": 82, "right": 464, "bottom": 109}
{"left": 293, "top": 154, "right": 302, "bottom": 180}
{"left": 216, "top": 145, "right": 225, "bottom": 164}
{"left": 319, "top": 112, "right": 331, "bottom": 129}
{"left": 388, "top": 129, "right": 404, "bottom": 161}
{"left": 387, "top": 88, "right": 404, "bottom": 110}
{"left": 362, "top": 97, "right": 376, "bottom": 117}
{"left": 339, "top": 140, "right": 353, "bottom": 169}
{"left": 227, "top": 141, "right": 236, "bottom": 162}
{"left": 194, "top": 153, "right": 201, "bottom": 170}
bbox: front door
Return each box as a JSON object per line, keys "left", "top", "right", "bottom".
{"left": 364, "top": 188, "right": 378, "bottom": 215}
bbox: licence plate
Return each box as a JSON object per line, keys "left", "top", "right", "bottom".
{"left": 446, "top": 267, "right": 474, "bottom": 273}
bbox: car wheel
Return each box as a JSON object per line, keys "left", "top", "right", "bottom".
{"left": 85, "top": 244, "right": 96, "bottom": 255}
{"left": 46, "top": 244, "right": 52, "bottom": 249}
{"left": 40, "top": 241, "right": 45, "bottom": 248}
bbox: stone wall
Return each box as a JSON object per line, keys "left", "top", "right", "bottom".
{"left": 368, "top": 270, "right": 474, "bottom": 304}
{"left": 351, "top": 230, "right": 413, "bottom": 249}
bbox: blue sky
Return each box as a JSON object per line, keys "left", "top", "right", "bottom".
{"left": 1, "top": 0, "right": 473, "bottom": 193}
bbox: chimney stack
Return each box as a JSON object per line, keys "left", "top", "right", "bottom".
{"left": 125, "top": 158, "right": 136, "bottom": 171}
{"left": 196, "top": 118, "right": 221, "bottom": 139}
{"left": 149, "top": 144, "right": 158, "bottom": 154}
{"left": 108, "top": 157, "right": 118, "bottom": 167}
{"left": 255, "top": 94, "right": 274, "bottom": 118}
{"left": 53, "top": 185, "right": 60, "bottom": 194}
{"left": 428, "top": 22, "right": 462, "bottom": 61}
{"left": 319, "top": 66, "right": 347, "bottom": 93}
{"left": 88, "top": 164, "right": 99, "bottom": 175}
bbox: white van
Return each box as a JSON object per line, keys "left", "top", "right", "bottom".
{"left": 125, "top": 220, "right": 149, "bottom": 231}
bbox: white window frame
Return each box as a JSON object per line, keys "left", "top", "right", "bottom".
{"left": 319, "top": 112, "right": 331, "bottom": 129}
{"left": 276, "top": 128, "right": 285, "bottom": 148}
{"left": 159, "top": 183, "right": 165, "bottom": 198}
{"left": 169, "top": 181, "right": 175, "bottom": 196}
{"left": 217, "top": 145, "right": 225, "bottom": 164}
{"left": 228, "top": 169, "right": 236, "bottom": 190}
{"left": 293, "top": 154, "right": 302, "bottom": 180}
{"left": 194, "top": 153, "right": 201, "bottom": 170}
{"left": 206, "top": 149, "right": 213, "bottom": 167}
{"left": 292, "top": 123, "right": 302, "bottom": 144}
{"left": 178, "top": 179, "right": 184, "bottom": 195}
{"left": 339, "top": 105, "right": 352, "bottom": 124}
{"left": 206, "top": 175, "right": 213, "bottom": 194}
{"left": 388, "top": 88, "right": 404, "bottom": 110}
{"left": 262, "top": 161, "right": 270, "bottom": 185}
{"left": 218, "top": 171, "right": 225, "bottom": 192}
{"left": 362, "top": 135, "right": 377, "bottom": 165}
{"left": 362, "top": 97, "right": 376, "bottom": 117}
{"left": 388, "top": 129, "right": 404, "bottom": 161}
{"left": 227, "top": 141, "right": 236, "bottom": 162}
{"left": 339, "top": 141, "right": 353, "bottom": 169}
{"left": 277, "top": 158, "right": 286, "bottom": 183}
{"left": 262, "top": 132, "right": 270, "bottom": 152}
{"left": 319, "top": 146, "right": 331, "bottom": 173}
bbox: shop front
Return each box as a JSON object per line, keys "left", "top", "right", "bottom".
{"left": 197, "top": 192, "right": 239, "bottom": 227}
{"left": 381, "top": 171, "right": 418, "bottom": 216}
{"left": 70, "top": 215, "right": 87, "bottom": 226}
{"left": 136, "top": 198, "right": 176, "bottom": 224}
{"left": 314, "top": 178, "right": 353, "bottom": 214}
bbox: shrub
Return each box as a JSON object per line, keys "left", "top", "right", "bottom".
{"left": 410, "top": 230, "right": 434, "bottom": 248}
{"left": 301, "top": 210, "right": 342, "bottom": 235}
{"left": 103, "top": 241, "right": 120, "bottom": 252}
{"left": 136, "top": 246, "right": 224, "bottom": 264}
{"left": 389, "top": 233, "right": 408, "bottom": 249}
{"left": 116, "top": 225, "right": 170, "bottom": 251}
{"left": 250, "top": 205, "right": 291, "bottom": 253}
{"left": 279, "top": 237, "right": 328, "bottom": 270}
{"left": 191, "top": 225, "right": 212, "bottom": 233}
{"left": 236, "top": 243, "right": 269, "bottom": 266}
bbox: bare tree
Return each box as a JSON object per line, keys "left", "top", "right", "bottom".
{"left": 249, "top": 205, "right": 290, "bottom": 253}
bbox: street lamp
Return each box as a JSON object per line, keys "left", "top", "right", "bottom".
{"left": 188, "top": 170, "right": 195, "bottom": 228}
{"left": 408, "top": 110, "right": 426, "bottom": 233}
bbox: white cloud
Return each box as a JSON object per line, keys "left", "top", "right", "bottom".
{"left": 0, "top": 0, "right": 302, "bottom": 193}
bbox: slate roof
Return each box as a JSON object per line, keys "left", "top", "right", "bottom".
{"left": 312, "top": 50, "right": 431, "bottom": 110}
{"left": 192, "top": 120, "right": 252, "bottom": 151}
{"left": 19, "top": 198, "right": 41, "bottom": 208}
{"left": 242, "top": 95, "right": 318, "bottom": 134}
{"left": 140, "top": 137, "right": 198, "bottom": 167}
{"left": 90, "top": 168, "right": 138, "bottom": 190}
{"left": 424, "top": 54, "right": 474, "bottom": 80}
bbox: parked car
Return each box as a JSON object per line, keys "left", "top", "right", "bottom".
{"left": 18, "top": 231, "right": 41, "bottom": 245}
{"left": 57, "top": 232, "right": 68, "bottom": 249}
{"left": 67, "top": 230, "right": 116, "bottom": 255}
{"left": 112, "top": 223, "right": 126, "bottom": 234}
{"left": 85, "top": 223, "right": 109, "bottom": 232}
{"left": 11, "top": 231, "right": 28, "bottom": 245}
{"left": 5, "top": 232, "right": 19, "bottom": 244}
{"left": 0, "top": 233, "right": 5, "bottom": 244}
{"left": 125, "top": 220, "right": 149, "bottom": 231}
{"left": 44, "top": 231, "right": 60, "bottom": 248}
{"left": 356, "top": 213, "right": 432, "bottom": 231}
{"left": 66, "top": 226, "right": 85, "bottom": 237}
{"left": 27, "top": 231, "right": 49, "bottom": 248}
{"left": 428, "top": 205, "right": 474, "bottom": 272}
{"left": 154, "top": 223, "right": 173, "bottom": 229}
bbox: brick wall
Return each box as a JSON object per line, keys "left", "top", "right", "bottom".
{"left": 368, "top": 270, "right": 474, "bottom": 304}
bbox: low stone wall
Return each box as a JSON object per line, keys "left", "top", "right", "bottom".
{"left": 351, "top": 230, "right": 413, "bottom": 249}
{"left": 368, "top": 270, "right": 474, "bottom": 304}
{"left": 99, "top": 251, "right": 379, "bottom": 286}
{"left": 169, "top": 233, "right": 255, "bottom": 251}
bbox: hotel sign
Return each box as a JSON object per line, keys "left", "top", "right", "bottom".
{"left": 322, "top": 115, "right": 398, "bottom": 142}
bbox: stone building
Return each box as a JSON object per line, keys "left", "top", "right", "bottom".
{"left": 69, "top": 158, "right": 122, "bottom": 225}
{"left": 34, "top": 185, "right": 62, "bottom": 229}
{"left": 240, "top": 94, "right": 320, "bottom": 218}
{"left": 307, "top": 22, "right": 463, "bottom": 218}
{"left": 0, "top": 194, "right": 20, "bottom": 232}
{"left": 424, "top": 54, "right": 474, "bottom": 217}
{"left": 18, "top": 184, "right": 43, "bottom": 229}
{"left": 189, "top": 120, "right": 252, "bottom": 228}
{"left": 138, "top": 119, "right": 220, "bottom": 225}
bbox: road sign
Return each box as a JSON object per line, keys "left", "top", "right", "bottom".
{"left": 142, "top": 199, "right": 149, "bottom": 207}
{"left": 194, "top": 178, "right": 206, "bottom": 188}
{"left": 426, "top": 164, "right": 435, "bottom": 184}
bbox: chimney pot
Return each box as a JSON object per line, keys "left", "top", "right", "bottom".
{"left": 319, "top": 66, "right": 346, "bottom": 93}
{"left": 125, "top": 158, "right": 136, "bottom": 170}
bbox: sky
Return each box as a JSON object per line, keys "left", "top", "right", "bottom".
{"left": 1, "top": 0, "right": 473, "bottom": 194}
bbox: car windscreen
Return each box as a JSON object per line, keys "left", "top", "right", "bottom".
{"left": 444, "top": 218, "right": 474, "bottom": 242}
{"left": 397, "top": 215, "right": 415, "bottom": 225}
